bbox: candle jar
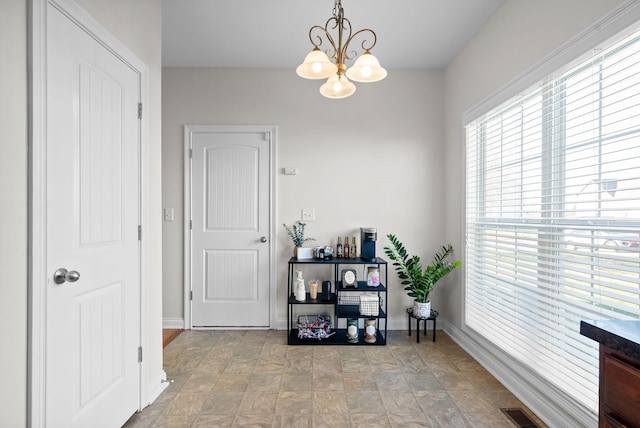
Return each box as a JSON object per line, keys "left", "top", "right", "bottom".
{"left": 309, "top": 279, "right": 318, "bottom": 299}
{"left": 364, "top": 318, "right": 377, "bottom": 343}
{"left": 366, "top": 267, "right": 380, "bottom": 287}
{"left": 347, "top": 318, "right": 359, "bottom": 343}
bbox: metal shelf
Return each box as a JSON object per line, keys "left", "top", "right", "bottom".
{"left": 288, "top": 328, "right": 387, "bottom": 346}
{"left": 336, "top": 305, "right": 386, "bottom": 319}
{"left": 287, "top": 257, "right": 388, "bottom": 346}
{"left": 288, "top": 293, "right": 336, "bottom": 305}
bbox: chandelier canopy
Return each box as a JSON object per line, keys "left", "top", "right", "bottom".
{"left": 296, "top": 0, "right": 387, "bottom": 99}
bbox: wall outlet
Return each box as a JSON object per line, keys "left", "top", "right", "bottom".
{"left": 301, "top": 208, "right": 315, "bottom": 221}
{"left": 163, "top": 208, "right": 174, "bottom": 222}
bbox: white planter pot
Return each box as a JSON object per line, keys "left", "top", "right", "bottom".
{"left": 296, "top": 247, "right": 313, "bottom": 260}
{"left": 413, "top": 300, "right": 431, "bottom": 318}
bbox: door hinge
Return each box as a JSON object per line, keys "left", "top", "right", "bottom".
{"left": 138, "top": 103, "right": 142, "bottom": 119}
{"left": 190, "top": 290, "right": 193, "bottom": 300}
{"left": 138, "top": 346, "right": 143, "bottom": 363}
{"left": 189, "top": 148, "right": 193, "bottom": 158}
{"left": 190, "top": 220, "right": 192, "bottom": 230}
{"left": 138, "top": 225, "right": 142, "bottom": 241}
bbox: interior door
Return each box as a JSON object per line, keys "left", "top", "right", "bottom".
{"left": 189, "top": 126, "right": 272, "bottom": 327}
{"left": 45, "top": 4, "right": 141, "bottom": 426}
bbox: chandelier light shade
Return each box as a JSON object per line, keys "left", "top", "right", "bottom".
{"left": 296, "top": 49, "right": 338, "bottom": 79}
{"left": 319, "top": 74, "right": 357, "bottom": 99}
{"left": 296, "top": 0, "right": 387, "bottom": 99}
{"left": 345, "top": 53, "right": 387, "bottom": 82}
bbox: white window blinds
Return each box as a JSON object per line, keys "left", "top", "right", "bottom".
{"left": 465, "top": 28, "right": 640, "bottom": 412}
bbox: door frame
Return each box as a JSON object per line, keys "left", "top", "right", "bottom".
{"left": 183, "top": 124, "right": 277, "bottom": 329}
{"left": 28, "top": 0, "right": 149, "bottom": 425}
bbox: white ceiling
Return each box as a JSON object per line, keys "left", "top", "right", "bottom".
{"left": 162, "top": 0, "right": 505, "bottom": 69}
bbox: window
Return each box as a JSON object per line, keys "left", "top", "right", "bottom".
{"left": 465, "top": 29, "right": 640, "bottom": 412}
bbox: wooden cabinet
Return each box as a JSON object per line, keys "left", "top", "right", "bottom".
{"left": 600, "top": 346, "right": 640, "bottom": 428}
{"left": 580, "top": 320, "right": 640, "bottom": 428}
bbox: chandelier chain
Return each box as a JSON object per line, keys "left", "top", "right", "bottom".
{"left": 332, "top": 0, "right": 341, "bottom": 19}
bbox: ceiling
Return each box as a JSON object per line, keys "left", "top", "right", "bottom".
{"left": 162, "top": 0, "right": 505, "bottom": 70}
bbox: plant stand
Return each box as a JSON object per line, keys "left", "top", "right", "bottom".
{"left": 407, "top": 308, "right": 438, "bottom": 343}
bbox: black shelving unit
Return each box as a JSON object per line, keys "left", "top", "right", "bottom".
{"left": 287, "top": 257, "right": 388, "bottom": 345}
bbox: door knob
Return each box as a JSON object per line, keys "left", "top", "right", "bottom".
{"left": 53, "top": 268, "right": 81, "bottom": 285}
{"left": 260, "top": 236, "right": 268, "bottom": 243}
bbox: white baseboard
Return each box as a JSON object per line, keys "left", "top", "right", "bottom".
{"left": 276, "top": 318, "right": 288, "bottom": 331}
{"left": 440, "top": 319, "right": 597, "bottom": 428}
{"left": 162, "top": 318, "right": 185, "bottom": 329}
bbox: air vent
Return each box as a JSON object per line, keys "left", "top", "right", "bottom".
{"left": 500, "top": 408, "right": 540, "bottom": 428}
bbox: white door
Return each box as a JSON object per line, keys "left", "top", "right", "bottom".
{"left": 188, "top": 126, "right": 273, "bottom": 327}
{"left": 45, "top": 4, "right": 141, "bottom": 427}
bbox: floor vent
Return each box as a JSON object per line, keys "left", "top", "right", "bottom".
{"left": 500, "top": 408, "right": 540, "bottom": 428}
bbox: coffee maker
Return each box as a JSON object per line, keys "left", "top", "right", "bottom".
{"left": 360, "top": 227, "right": 377, "bottom": 262}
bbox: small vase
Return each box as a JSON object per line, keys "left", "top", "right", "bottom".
{"left": 413, "top": 300, "right": 431, "bottom": 318}
{"left": 294, "top": 270, "right": 306, "bottom": 301}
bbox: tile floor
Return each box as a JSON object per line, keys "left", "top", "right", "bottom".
{"left": 123, "top": 329, "right": 545, "bottom": 427}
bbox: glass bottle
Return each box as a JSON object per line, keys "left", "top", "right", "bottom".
{"left": 336, "top": 237, "right": 343, "bottom": 258}
{"left": 350, "top": 236, "right": 357, "bottom": 259}
{"left": 343, "top": 236, "right": 350, "bottom": 259}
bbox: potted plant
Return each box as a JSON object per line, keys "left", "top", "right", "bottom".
{"left": 283, "top": 221, "right": 315, "bottom": 259}
{"left": 383, "top": 234, "right": 461, "bottom": 317}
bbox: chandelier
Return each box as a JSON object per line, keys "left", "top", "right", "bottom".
{"left": 296, "top": 0, "right": 387, "bottom": 99}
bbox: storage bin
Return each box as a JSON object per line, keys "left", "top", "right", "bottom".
{"left": 359, "top": 293, "right": 379, "bottom": 316}
{"left": 338, "top": 293, "right": 359, "bottom": 306}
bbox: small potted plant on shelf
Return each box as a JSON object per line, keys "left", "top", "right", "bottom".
{"left": 283, "top": 220, "right": 315, "bottom": 259}
{"left": 383, "top": 234, "right": 461, "bottom": 317}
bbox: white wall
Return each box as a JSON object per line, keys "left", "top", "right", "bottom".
{"left": 0, "top": 1, "right": 28, "bottom": 426}
{"left": 162, "top": 68, "right": 446, "bottom": 329}
{"left": 0, "top": 1, "right": 162, "bottom": 425}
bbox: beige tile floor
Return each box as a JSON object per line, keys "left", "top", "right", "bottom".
{"left": 123, "top": 329, "right": 545, "bottom": 427}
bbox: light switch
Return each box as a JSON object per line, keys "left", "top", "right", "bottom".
{"left": 284, "top": 167, "right": 298, "bottom": 175}
{"left": 301, "top": 208, "right": 315, "bottom": 221}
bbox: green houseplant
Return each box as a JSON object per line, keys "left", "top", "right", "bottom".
{"left": 383, "top": 234, "right": 461, "bottom": 317}
{"left": 283, "top": 221, "right": 315, "bottom": 258}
